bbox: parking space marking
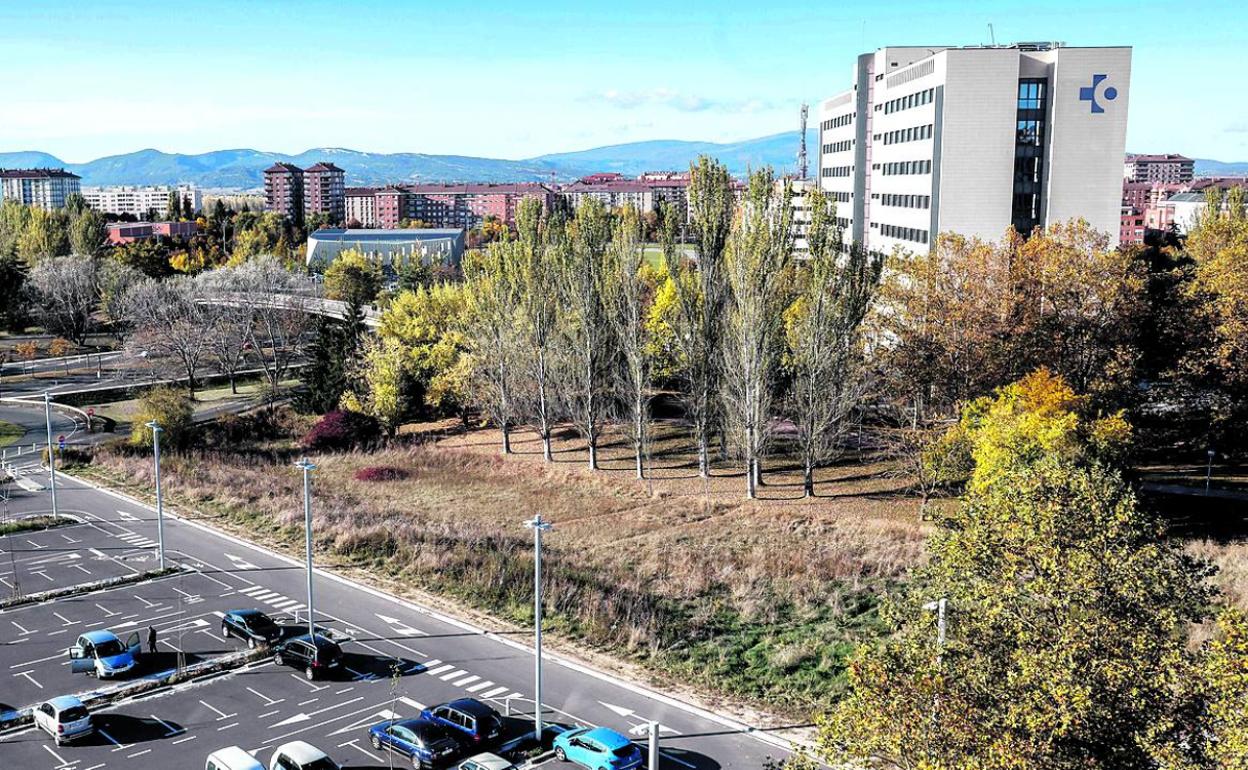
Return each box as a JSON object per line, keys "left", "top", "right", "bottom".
{"left": 298, "top": 697, "right": 319, "bottom": 706}
{"left": 289, "top": 673, "right": 330, "bottom": 692}
{"left": 10, "top": 620, "right": 35, "bottom": 635}
{"left": 340, "top": 738, "right": 385, "bottom": 763}
{"left": 152, "top": 715, "right": 183, "bottom": 736}
{"left": 14, "top": 670, "right": 42, "bottom": 688}
{"left": 217, "top": 722, "right": 239, "bottom": 731}
{"left": 41, "top": 744, "right": 68, "bottom": 766}
{"left": 247, "top": 686, "right": 285, "bottom": 707}
{"left": 53, "top": 611, "right": 77, "bottom": 626}
{"left": 199, "top": 699, "right": 236, "bottom": 721}
{"left": 172, "top": 735, "right": 197, "bottom": 744}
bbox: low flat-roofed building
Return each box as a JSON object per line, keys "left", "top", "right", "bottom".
{"left": 107, "top": 220, "right": 198, "bottom": 244}
{"left": 306, "top": 227, "right": 465, "bottom": 270}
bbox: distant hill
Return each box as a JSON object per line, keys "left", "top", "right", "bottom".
{"left": 0, "top": 130, "right": 817, "bottom": 190}
{"left": 1194, "top": 158, "right": 1248, "bottom": 177}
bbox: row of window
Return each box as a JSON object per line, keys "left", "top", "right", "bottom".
{"left": 821, "top": 166, "right": 853, "bottom": 178}
{"left": 877, "top": 222, "right": 930, "bottom": 244}
{"left": 879, "top": 193, "right": 931, "bottom": 209}
{"left": 836, "top": 217, "right": 851, "bottom": 230}
{"left": 879, "top": 88, "right": 935, "bottom": 115}
{"left": 822, "top": 139, "right": 854, "bottom": 154}
{"left": 831, "top": 191, "right": 852, "bottom": 203}
{"left": 821, "top": 113, "right": 856, "bottom": 130}
{"left": 878, "top": 160, "right": 932, "bottom": 176}
{"left": 879, "top": 124, "right": 933, "bottom": 145}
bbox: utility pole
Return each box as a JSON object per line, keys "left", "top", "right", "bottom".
{"left": 797, "top": 103, "right": 810, "bottom": 180}
{"left": 146, "top": 421, "right": 166, "bottom": 570}
{"left": 523, "top": 514, "right": 553, "bottom": 742}
{"left": 43, "top": 392, "right": 58, "bottom": 518}
{"left": 296, "top": 458, "right": 317, "bottom": 638}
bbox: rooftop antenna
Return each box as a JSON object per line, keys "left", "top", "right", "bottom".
{"left": 797, "top": 103, "right": 809, "bottom": 180}
{"left": 988, "top": 23, "right": 996, "bottom": 46}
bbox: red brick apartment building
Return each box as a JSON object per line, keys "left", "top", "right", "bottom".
{"left": 263, "top": 161, "right": 346, "bottom": 224}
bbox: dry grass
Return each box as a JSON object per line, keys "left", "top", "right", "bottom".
{"left": 86, "top": 413, "right": 929, "bottom": 714}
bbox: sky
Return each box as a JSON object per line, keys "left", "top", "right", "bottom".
{"left": 1, "top": 0, "right": 1245, "bottom": 162}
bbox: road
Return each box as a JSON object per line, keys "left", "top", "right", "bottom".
{"left": 0, "top": 424, "right": 793, "bottom": 770}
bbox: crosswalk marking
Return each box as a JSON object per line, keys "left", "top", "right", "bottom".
{"left": 453, "top": 674, "right": 480, "bottom": 687}
{"left": 440, "top": 669, "right": 469, "bottom": 681}
{"left": 426, "top": 664, "right": 455, "bottom": 677}
{"left": 238, "top": 585, "right": 267, "bottom": 596}
{"left": 480, "top": 686, "right": 509, "bottom": 699}
{"left": 465, "top": 680, "right": 493, "bottom": 693}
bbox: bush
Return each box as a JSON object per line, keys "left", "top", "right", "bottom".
{"left": 354, "top": 466, "right": 409, "bottom": 482}
{"left": 303, "top": 409, "right": 381, "bottom": 452}
{"left": 130, "top": 387, "right": 194, "bottom": 449}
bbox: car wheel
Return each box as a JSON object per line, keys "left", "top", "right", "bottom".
{"left": 221, "top": 624, "right": 230, "bottom": 639}
{"left": 371, "top": 734, "right": 382, "bottom": 750}
{"left": 273, "top": 652, "right": 284, "bottom": 666}
{"left": 556, "top": 748, "right": 567, "bottom": 762}
{"left": 305, "top": 665, "right": 316, "bottom": 681}
{"left": 413, "top": 758, "right": 427, "bottom": 770}
{"left": 247, "top": 637, "right": 256, "bottom": 650}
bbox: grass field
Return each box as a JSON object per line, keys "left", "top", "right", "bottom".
{"left": 80, "top": 413, "right": 926, "bottom": 717}
{"left": 0, "top": 420, "right": 25, "bottom": 448}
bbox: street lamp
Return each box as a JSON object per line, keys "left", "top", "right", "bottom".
{"left": 43, "top": 393, "right": 58, "bottom": 519}
{"left": 523, "top": 513, "right": 553, "bottom": 743}
{"left": 1206, "top": 449, "right": 1216, "bottom": 495}
{"left": 146, "top": 420, "right": 166, "bottom": 570}
{"left": 295, "top": 458, "right": 317, "bottom": 638}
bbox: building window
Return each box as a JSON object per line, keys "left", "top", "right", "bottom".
{"left": 1012, "top": 78, "right": 1049, "bottom": 236}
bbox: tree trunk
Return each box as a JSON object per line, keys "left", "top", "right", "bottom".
{"left": 697, "top": 432, "right": 709, "bottom": 478}
{"left": 745, "top": 424, "right": 757, "bottom": 499}
{"left": 229, "top": 373, "right": 237, "bottom": 395}
{"left": 803, "top": 459, "right": 815, "bottom": 498}
{"left": 634, "top": 401, "right": 645, "bottom": 480}
{"left": 501, "top": 422, "right": 512, "bottom": 455}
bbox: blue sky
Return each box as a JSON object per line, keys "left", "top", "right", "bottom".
{"left": 2, "top": 0, "right": 1245, "bottom": 161}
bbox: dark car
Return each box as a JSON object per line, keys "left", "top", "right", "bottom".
{"left": 221, "top": 610, "right": 283, "bottom": 649}
{"left": 369, "top": 717, "right": 462, "bottom": 769}
{"left": 421, "top": 699, "right": 503, "bottom": 747}
{"left": 273, "top": 633, "right": 342, "bottom": 680}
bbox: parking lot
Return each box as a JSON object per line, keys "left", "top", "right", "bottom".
{"left": 0, "top": 454, "right": 791, "bottom": 770}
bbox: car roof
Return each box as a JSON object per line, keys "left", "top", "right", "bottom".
{"left": 230, "top": 609, "right": 265, "bottom": 618}
{"left": 47, "top": 695, "right": 85, "bottom": 711}
{"left": 81, "top": 629, "right": 119, "bottom": 644}
{"left": 395, "top": 717, "right": 444, "bottom": 734}
{"left": 583, "top": 727, "right": 632, "bottom": 750}
{"left": 274, "top": 741, "right": 329, "bottom": 762}
{"left": 209, "top": 746, "right": 264, "bottom": 767}
{"left": 288, "top": 633, "right": 339, "bottom": 648}
{"left": 447, "top": 698, "right": 496, "bottom": 718}
{"left": 464, "top": 753, "right": 514, "bottom": 770}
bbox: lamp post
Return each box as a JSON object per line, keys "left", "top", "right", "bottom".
{"left": 523, "top": 513, "right": 553, "bottom": 743}
{"left": 296, "top": 458, "right": 317, "bottom": 638}
{"left": 1206, "top": 449, "right": 1216, "bottom": 495}
{"left": 146, "top": 421, "right": 166, "bottom": 570}
{"left": 43, "top": 393, "right": 58, "bottom": 518}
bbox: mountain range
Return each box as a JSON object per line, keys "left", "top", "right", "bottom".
{"left": 0, "top": 133, "right": 815, "bottom": 190}
{"left": 1, "top": 135, "right": 1242, "bottom": 190}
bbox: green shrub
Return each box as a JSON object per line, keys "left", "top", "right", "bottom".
{"left": 130, "top": 387, "right": 193, "bottom": 449}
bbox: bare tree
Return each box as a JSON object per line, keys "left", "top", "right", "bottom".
{"left": 123, "top": 276, "right": 209, "bottom": 396}
{"left": 97, "top": 261, "right": 143, "bottom": 342}
{"left": 785, "top": 186, "right": 884, "bottom": 497}
{"left": 605, "top": 205, "right": 654, "bottom": 479}
{"left": 663, "top": 157, "right": 734, "bottom": 477}
{"left": 721, "top": 169, "right": 795, "bottom": 499}
{"left": 228, "top": 256, "right": 311, "bottom": 391}
{"left": 558, "top": 197, "right": 615, "bottom": 470}
{"left": 514, "top": 198, "right": 563, "bottom": 461}
{"left": 462, "top": 243, "right": 523, "bottom": 453}
{"left": 26, "top": 255, "right": 97, "bottom": 345}
{"left": 196, "top": 271, "right": 253, "bottom": 394}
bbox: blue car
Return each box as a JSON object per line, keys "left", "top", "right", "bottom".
{"left": 369, "top": 717, "right": 462, "bottom": 769}
{"left": 553, "top": 727, "right": 643, "bottom": 770}
{"left": 68, "top": 630, "right": 140, "bottom": 678}
{"left": 421, "top": 699, "right": 503, "bottom": 747}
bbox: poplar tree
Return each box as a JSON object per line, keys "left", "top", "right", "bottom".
{"left": 514, "top": 197, "right": 563, "bottom": 461}
{"left": 463, "top": 244, "right": 522, "bottom": 453}
{"left": 721, "top": 168, "right": 794, "bottom": 498}
{"left": 605, "top": 204, "right": 654, "bottom": 479}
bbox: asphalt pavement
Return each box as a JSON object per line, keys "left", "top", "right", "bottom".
{"left": 0, "top": 412, "right": 794, "bottom": 770}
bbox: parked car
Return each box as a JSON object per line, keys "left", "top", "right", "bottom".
{"left": 68, "top": 629, "right": 140, "bottom": 678}
{"left": 207, "top": 745, "right": 266, "bottom": 770}
{"left": 368, "top": 717, "right": 462, "bottom": 769}
{"left": 221, "top": 609, "right": 283, "bottom": 648}
{"left": 553, "top": 727, "right": 643, "bottom": 770}
{"left": 272, "top": 634, "right": 342, "bottom": 680}
{"left": 32, "top": 696, "right": 92, "bottom": 746}
{"left": 421, "top": 699, "right": 503, "bottom": 747}
{"left": 458, "top": 752, "right": 516, "bottom": 770}
{"left": 268, "top": 741, "right": 341, "bottom": 770}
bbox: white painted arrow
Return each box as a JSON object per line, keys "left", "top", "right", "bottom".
{"left": 117, "top": 510, "right": 140, "bottom": 521}
{"left": 224, "top": 553, "right": 259, "bottom": 571}
{"left": 599, "top": 701, "right": 635, "bottom": 718}
{"left": 375, "top": 613, "right": 425, "bottom": 637}
{"left": 330, "top": 709, "right": 400, "bottom": 736}
{"left": 271, "top": 712, "right": 311, "bottom": 728}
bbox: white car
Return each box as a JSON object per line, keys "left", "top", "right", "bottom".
{"left": 207, "top": 746, "right": 266, "bottom": 770}
{"left": 459, "top": 753, "right": 516, "bottom": 770}
{"left": 269, "top": 741, "right": 341, "bottom": 770}
{"left": 33, "top": 696, "right": 93, "bottom": 746}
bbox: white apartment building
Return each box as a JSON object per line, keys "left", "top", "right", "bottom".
{"left": 818, "top": 43, "right": 1131, "bottom": 253}
{"left": 81, "top": 185, "right": 201, "bottom": 218}
{"left": 1, "top": 168, "right": 81, "bottom": 210}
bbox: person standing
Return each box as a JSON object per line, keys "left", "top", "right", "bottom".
{"left": 147, "top": 625, "right": 158, "bottom": 655}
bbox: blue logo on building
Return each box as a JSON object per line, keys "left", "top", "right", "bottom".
{"left": 1079, "top": 74, "right": 1118, "bottom": 114}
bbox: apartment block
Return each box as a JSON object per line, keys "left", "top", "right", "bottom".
{"left": 303, "top": 162, "right": 345, "bottom": 223}
{"left": 818, "top": 43, "right": 1131, "bottom": 252}
{"left": 1124, "top": 153, "right": 1194, "bottom": 184}
{"left": 263, "top": 162, "right": 305, "bottom": 221}
{"left": 82, "top": 185, "right": 201, "bottom": 218}
{"left": 0, "top": 168, "right": 82, "bottom": 210}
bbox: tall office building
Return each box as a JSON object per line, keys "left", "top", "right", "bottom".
{"left": 818, "top": 43, "right": 1131, "bottom": 252}
{"left": 0, "top": 168, "right": 81, "bottom": 210}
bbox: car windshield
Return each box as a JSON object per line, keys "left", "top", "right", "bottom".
{"left": 611, "top": 745, "right": 636, "bottom": 758}
{"left": 94, "top": 640, "right": 125, "bottom": 657}
{"left": 302, "top": 758, "right": 340, "bottom": 770}
{"left": 247, "top": 615, "right": 276, "bottom": 630}
{"left": 59, "top": 706, "right": 88, "bottom": 722}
